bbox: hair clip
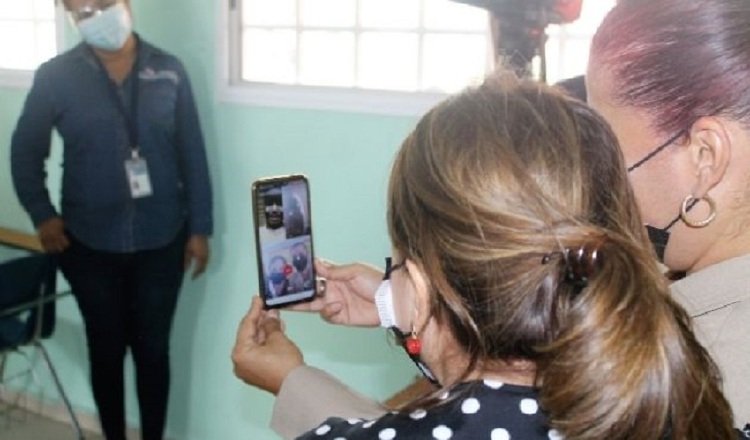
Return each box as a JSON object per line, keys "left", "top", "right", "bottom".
{"left": 540, "top": 238, "right": 605, "bottom": 294}
{"left": 563, "top": 241, "right": 604, "bottom": 289}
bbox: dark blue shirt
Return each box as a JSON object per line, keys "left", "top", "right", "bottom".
{"left": 11, "top": 37, "right": 212, "bottom": 252}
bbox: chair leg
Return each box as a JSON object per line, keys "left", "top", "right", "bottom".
{"left": 33, "top": 341, "right": 85, "bottom": 440}
{"left": 0, "top": 352, "right": 6, "bottom": 379}
{"left": 0, "top": 352, "right": 9, "bottom": 429}
{"left": 0, "top": 351, "right": 31, "bottom": 428}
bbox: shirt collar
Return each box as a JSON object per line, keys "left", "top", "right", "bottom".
{"left": 670, "top": 253, "right": 750, "bottom": 317}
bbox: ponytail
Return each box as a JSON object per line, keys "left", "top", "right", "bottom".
{"left": 385, "top": 76, "right": 736, "bottom": 438}
{"left": 538, "top": 230, "right": 736, "bottom": 440}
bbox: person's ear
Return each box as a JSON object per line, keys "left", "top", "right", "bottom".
{"left": 404, "top": 259, "right": 432, "bottom": 331}
{"left": 686, "top": 116, "right": 732, "bottom": 198}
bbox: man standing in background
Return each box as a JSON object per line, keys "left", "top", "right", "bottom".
{"left": 10, "top": 0, "right": 213, "bottom": 439}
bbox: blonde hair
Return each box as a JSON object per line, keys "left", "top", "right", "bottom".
{"left": 387, "top": 73, "right": 735, "bottom": 439}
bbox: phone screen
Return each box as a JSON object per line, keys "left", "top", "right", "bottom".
{"left": 252, "top": 175, "right": 316, "bottom": 308}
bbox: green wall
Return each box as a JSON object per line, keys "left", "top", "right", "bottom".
{"left": 0, "top": 1, "right": 422, "bottom": 438}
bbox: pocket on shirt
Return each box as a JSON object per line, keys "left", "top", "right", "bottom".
{"left": 141, "top": 79, "right": 177, "bottom": 134}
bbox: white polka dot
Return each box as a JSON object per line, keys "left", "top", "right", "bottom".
{"left": 439, "top": 390, "right": 450, "bottom": 400}
{"left": 548, "top": 429, "right": 564, "bottom": 440}
{"left": 315, "top": 424, "right": 331, "bottom": 435}
{"left": 347, "top": 418, "right": 360, "bottom": 425}
{"left": 363, "top": 420, "right": 376, "bottom": 429}
{"left": 483, "top": 379, "right": 504, "bottom": 389}
{"left": 410, "top": 408, "right": 427, "bottom": 420}
{"left": 520, "top": 398, "right": 539, "bottom": 415}
{"left": 432, "top": 425, "right": 453, "bottom": 440}
{"left": 491, "top": 428, "right": 511, "bottom": 440}
{"left": 333, "top": 438, "right": 347, "bottom": 440}
{"left": 461, "top": 398, "right": 480, "bottom": 414}
{"left": 379, "top": 428, "right": 397, "bottom": 440}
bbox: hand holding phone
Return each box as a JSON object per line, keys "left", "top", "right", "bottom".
{"left": 252, "top": 174, "right": 316, "bottom": 308}
{"left": 286, "top": 259, "right": 383, "bottom": 327}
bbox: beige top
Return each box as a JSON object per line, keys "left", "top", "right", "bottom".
{"left": 270, "top": 365, "right": 386, "bottom": 440}
{"left": 271, "top": 255, "right": 750, "bottom": 438}
{"left": 671, "top": 253, "right": 750, "bottom": 425}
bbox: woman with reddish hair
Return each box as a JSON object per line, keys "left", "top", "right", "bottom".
{"left": 587, "top": 0, "right": 750, "bottom": 423}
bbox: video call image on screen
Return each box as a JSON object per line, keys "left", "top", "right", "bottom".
{"left": 256, "top": 178, "right": 314, "bottom": 306}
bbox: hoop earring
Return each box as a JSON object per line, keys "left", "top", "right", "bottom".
{"left": 680, "top": 195, "right": 716, "bottom": 228}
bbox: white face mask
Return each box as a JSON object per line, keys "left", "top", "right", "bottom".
{"left": 77, "top": 3, "right": 133, "bottom": 51}
{"left": 374, "top": 280, "right": 398, "bottom": 328}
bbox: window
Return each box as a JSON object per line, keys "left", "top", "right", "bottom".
{"left": 221, "top": 0, "right": 491, "bottom": 114}
{"left": 221, "top": 0, "right": 615, "bottom": 114}
{"left": 0, "top": 0, "right": 63, "bottom": 87}
{"left": 545, "top": 0, "right": 616, "bottom": 84}
{"left": 235, "top": 0, "right": 490, "bottom": 93}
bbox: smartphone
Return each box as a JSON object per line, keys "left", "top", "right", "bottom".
{"left": 252, "top": 174, "right": 316, "bottom": 308}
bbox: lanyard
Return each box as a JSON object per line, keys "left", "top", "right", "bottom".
{"left": 90, "top": 39, "right": 141, "bottom": 157}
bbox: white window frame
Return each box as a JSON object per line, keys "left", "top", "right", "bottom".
{"left": 0, "top": 1, "right": 67, "bottom": 89}
{"left": 217, "top": 1, "right": 611, "bottom": 115}
{"left": 217, "top": 0, "right": 492, "bottom": 116}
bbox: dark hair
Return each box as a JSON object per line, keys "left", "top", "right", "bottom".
{"left": 387, "top": 73, "right": 736, "bottom": 439}
{"left": 590, "top": 0, "right": 750, "bottom": 135}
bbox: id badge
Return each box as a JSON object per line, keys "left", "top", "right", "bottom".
{"left": 124, "top": 157, "right": 153, "bottom": 198}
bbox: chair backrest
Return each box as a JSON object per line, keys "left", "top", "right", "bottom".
{"left": 0, "top": 253, "right": 57, "bottom": 348}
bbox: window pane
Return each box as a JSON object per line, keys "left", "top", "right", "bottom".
{"left": 32, "top": 0, "right": 55, "bottom": 20}
{"left": 564, "top": 0, "right": 616, "bottom": 34}
{"left": 358, "top": 32, "right": 418, "bottom": 91}
{"left": 0, "top": 21, "right": 36, "bottom": 69}
{"left": 299, "top": 31, "right": 354, "bottom": 87}
{"left": 422, "top": 33, "right": 486, "bottom": 93}
{"left": 547, "top": 37, "right": 591, "bottom": 83}
{"left": 300, "top": 0, "right": 355, "bottom": 28}
{"left": 235, "top": 0, "right": 491, "bottom": 93}
{"left": 242, "top": 28, "right": 296, "bottom": 84}
{"left": 36, "top": 21, "right": 57, "bottom": 64}
{"left": 0, "top": 1, "right": 33, "bottom": 20}
{"left": 242, "top": 0, "right": 295, "bottom": 26}
{"left": 423, "top": 0, "right": 487, "bottom": 31}
{"left": 359, "top": 0, "right": 419, "bottom": 29}
{"left": 545, "top": 0, "right": 615, "bottom": 83}
{"left": 544, "top": 35, "right": 563, "bottom": 84}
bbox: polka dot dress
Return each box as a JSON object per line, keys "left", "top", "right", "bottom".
{"left": 295, "top": 380, "right": 557, "bottom": 440}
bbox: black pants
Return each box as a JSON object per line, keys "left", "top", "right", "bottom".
{"left": 59, "top": 230, "right": 186, "bottom": 440}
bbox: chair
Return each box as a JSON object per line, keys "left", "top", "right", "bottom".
{"left": 0, "top": 252, "right": 84, "bottom": 439}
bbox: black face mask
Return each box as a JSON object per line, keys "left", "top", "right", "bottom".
{"left": 627, "top": 130, "right": 686, "bottom": 261}
{"left": 644, "top": 197, "right": 700, "bottom": 261}
{"left": 292, "top": 255, "right": 308, "bottom": 272}
{"left": 645, "top": 216, "right": 680, "bottom": 262}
